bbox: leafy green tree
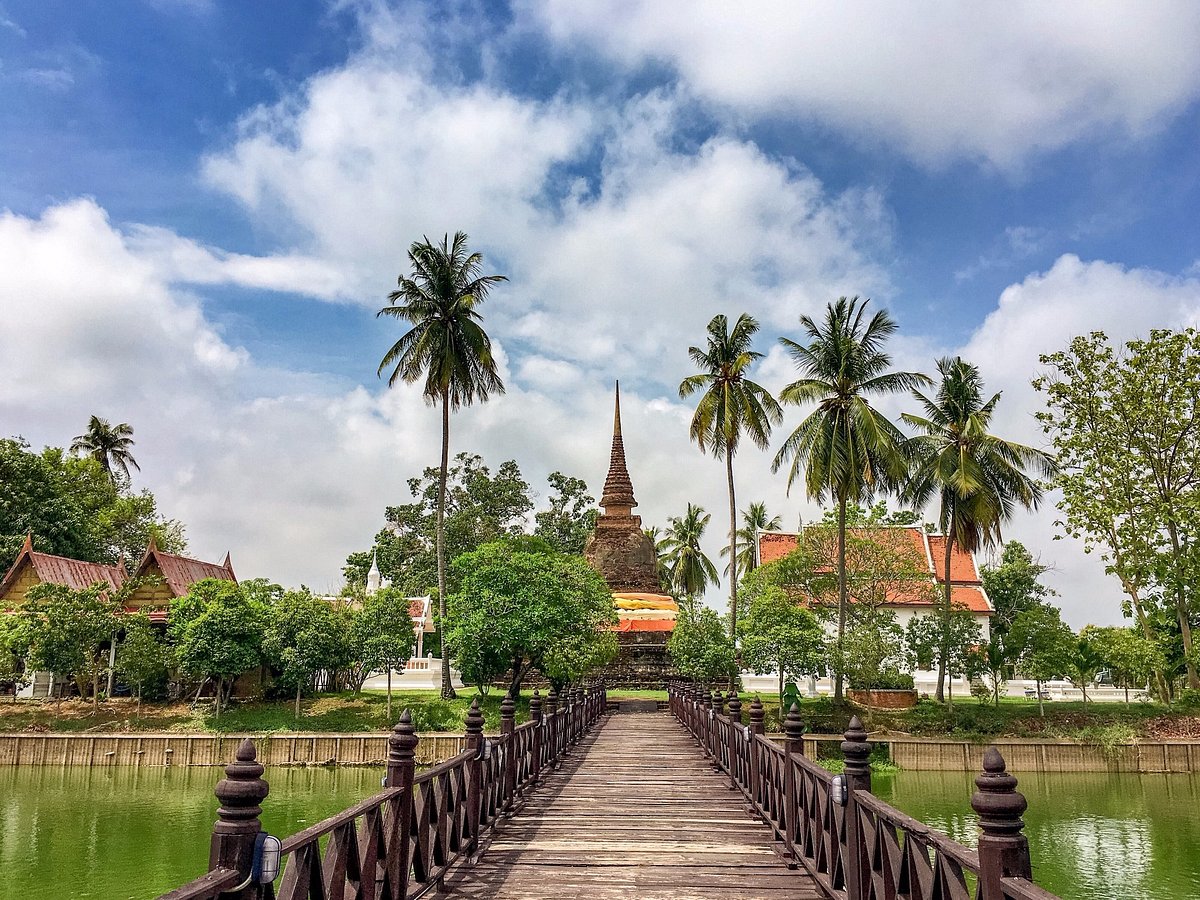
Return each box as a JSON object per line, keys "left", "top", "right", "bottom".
{"left": 169, "top": 579, "right": 265, "bottom": 718}
{"left": 772, "top": 297, "right": 928, "bottom": 700}
{"left": 345, "top": 454, "right": 532, "bottom": 596}
{"left": 817, "top": 501, "right": 920, "bottom": 528}
{"left": 737, "top": 587, "right": 824, "bottom": 698}
{"left": 0, "top": 615, "right": 29, "bottom": 701}
{"left": 660, "top": 503, "right": 719, "bottom": 608}
{"left": 905, "top": 606, "right": 984, "bottom": 698}
{"left": 721, "top": 501, "right": 781, "bottom": 580}
{"left": 1067, "top": 632, "right": 1105, "bottom": 704}
{"left": 1035, "top": 329, "right": 1200, "bottom": 690}
{"left": 904, "top": 356, "right": 1056, "bottom": 702}
{"left": 263, "top": 589, "right": 351, "bottom": 720}
{"left": 979, "top": 633, "right": 1013, "bottom": 707}
{"left": 445, "top": 539, "right": 616, "bottom": 697}
{"left": 680, "top": 313, "right": 783, "bottom": 639}
{"left": 837, "top": 606, "right": 909, "bottom": 691}
{"left": 21, "top": 582, "right": 119, "bottom": 711}
{"left": 668, "top": 605, "right": 737, "bottom": 684}
{"left": 1086, "top": 625, "right": 1163, "bottom": 703}
{"left": 1010, "top": 604, "right": 1074, "bottom": 716}
{"left": 378, "top": 232, "right": 507, "bottom": 700}
{"left": 534, "top": 472, "right": 597, "bottom": 554}
{"left": 70, "top": 416, "right": 140, "bottom": 487}
{"left": 980, "top": 541, "right": 1054, "bottom": 637}
{"left": 116, "top": 613, "right": 168, "bottom": 716}
{"left": 348, "top": 587, "right": 417, "bottom": 719}
{"left": 0, "top": 438, "right": 183, "bottom": 572}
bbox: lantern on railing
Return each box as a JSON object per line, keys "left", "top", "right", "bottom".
{"left": 251, "top": 832, "right": 283, "bottom": 884}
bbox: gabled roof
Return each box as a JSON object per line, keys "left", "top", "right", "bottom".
{"left": 133, "top": 536, "right": 236, "bottom": 597}
{"left": 0, "top": 535, "right": 126, "bottom": 600}
{"left": 756, "top": 526, "right": 993, "bottom": 614}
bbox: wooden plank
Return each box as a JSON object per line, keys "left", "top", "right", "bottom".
{"left": 440, "top": 713, "right": 819, "bottom": 899}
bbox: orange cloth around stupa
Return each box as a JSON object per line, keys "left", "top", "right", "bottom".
{"left": 612, "top": 591, "right": 678, "bottom": 632}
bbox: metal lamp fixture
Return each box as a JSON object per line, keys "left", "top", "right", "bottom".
{"left": 830, "top": 774, "right": 848, "bottom": 807}
{"left": 252, "top": 832, "right": 283, "bottom": 884}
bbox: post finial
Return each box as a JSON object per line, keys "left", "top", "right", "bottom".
{"left": 389, "top": 710, "right": 418, "bottom": 763}
{"left": 213, "top": 738, "right": 269, "bottom": 835}
{"left": 465, "top": 697, "right": 485, "bottom": 736}
{"left": 726, "top": 690, "right": 742, "bottom": 723}
{"left": 784, "top": 702, "right": 805, "bottom": 742}
{"left": 971, "top": 747, "right": 1028, "bottom": 835}
{"left": 841, "top": 715, "right": 872, "bottom": 781}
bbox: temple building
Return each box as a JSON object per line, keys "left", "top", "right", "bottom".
{"left": 584, "top": 384, "right": 679, "bottom": 686}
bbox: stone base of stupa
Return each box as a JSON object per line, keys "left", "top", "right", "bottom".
{"left": 596, "top": 630, "right": 680, "bottom": 689}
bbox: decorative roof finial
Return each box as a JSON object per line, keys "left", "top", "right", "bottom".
{"left": 367, "top": 549, "right": 382, "bottom": 593}
{"left": 600, "top": 381, "right": 637, "bottom": 514}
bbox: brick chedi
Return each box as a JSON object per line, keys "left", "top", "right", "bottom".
{"left": 585, "top": 383, "right": 680, "bottom": 688}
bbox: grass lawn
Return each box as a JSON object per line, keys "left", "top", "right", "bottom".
{"left": 0, "top": 690, "right": 546, "bottom": 735}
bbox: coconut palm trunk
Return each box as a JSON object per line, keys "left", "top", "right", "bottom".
{"left": 438, "top": 386, "right": 456, "bottom": 700}
{"left": 937, "top": 522, "right": 954, "bottom": 703}
{"left": 726, "top": 447, "right": 738, "bottom": 637}
{"left": 835, "top": 495, "right": 848, "bottom": 701}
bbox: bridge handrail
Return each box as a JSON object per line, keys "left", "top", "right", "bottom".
{"left": 667, "top": 682, "right": 1057, "bottom": 900}
{"left": 159, "top": 683, "right": 607, "bottom": 900}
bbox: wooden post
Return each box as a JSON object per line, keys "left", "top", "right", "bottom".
{"left": 208, "top": 738, "right": 268, "bottom": 899}
{"left": 726, "top": 691, "right": 743, "bottom": 792}
{"left": 464, "top": 699, "right": 485, "bottom": 860}
{"left": 385, "top": 710, "right": 417, "bottom": 898}
{"left": 782, "top": 703, "right": 804, "bottom": 862}
{"left": 546, "top": 688, "right": 559, "bottom": 769}
{"left": 529, "top": 690, "right": 543, "bottom": 788}
{"left": 841, "top": 716, "right": 872, "bottom": 900}
{"left": 500, "top": 693, "right": 517, "bottom": 813}
{"left": 971, "top": 747, "right": 1032, "bottom": 900}
{"left": 749, "top": 695, "right": 765, "bottom": 811}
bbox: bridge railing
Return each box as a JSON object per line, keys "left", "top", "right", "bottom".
{"left": 160, "top": 684, "right": 607, "bottom": 900}
{"left": 668, "top": 683, "right": 1058, "bottom": 900}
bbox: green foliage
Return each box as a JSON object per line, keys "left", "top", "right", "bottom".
{"left": 905, "top": 606, "right": 984, "bottom": 679}
{"left": 668, "top": 605, "right": 736, "bottom": 683}
{"left": 980, "top": 541, "right": 1055, "bottom": 635}
{"left": 737, "top": 587, "right": 824, "bottom": 694}
{"left": 344, "top": 453, "right": 533, "bottom": 595}
{"left": 116, "top": 614, "right": 168, "bottom": 705}
{"left": 348, "top": 587, "right": 417, "bottom": 692}
{"left": 660, "top": 503, "right": 719, "bottom": 602}
{"left": 721, "top": 501, "right": 782, "bottom": 579}
{"left": 817, "top": 501, "right": 920, "bottom": 528}
{"left": 835, "top": 607, "right": 908, "bottom": 690}
{"left": 1010, "top": 604, "right": 1074, "bottom": 712}
{"left": 0, "top": 437, "right": 185, "bottom": 572}
{"left": 771, "top": 297, "right": 927, "bottom": 701}
{"left": 69, "top": 416, "right": 140, "bottom": 487}
{"left": 169, "top": 579, "right": 265, "bottom": 717}
{"left": 0, "top": 614, "right": 30, "bottom": 696}
{"left": 445, "top": 540, "right": 616, "bottom": 693}
{"left": 1035, "top": 329, "right": 1200, "bottom": 689}
{"left": 262, "top": 589, "right": 352, "bottom": 717}
{"left": 533, "top": 471, "right": 597, "bottom": 554}
{"left": 1084, "top": 626, "right": 1162, "bottom": 700}
{"left": 21, "top": 581, "right": 120, "bottom": 707}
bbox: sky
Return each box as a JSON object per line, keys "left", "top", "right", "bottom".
{"left": 2, "top": 1, "right": 1200, "bottom": 626}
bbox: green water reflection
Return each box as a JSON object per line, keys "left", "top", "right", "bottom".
{"left": 2, "top": 765, "right": 1198, "bottom": 899}
{"left": 0, "top": 765, "right": 382, "bottom": 900}
{"left": 875, "top": 769, "right": 1200, "bottom": 900}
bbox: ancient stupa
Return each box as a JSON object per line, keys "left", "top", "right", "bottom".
{"left": 584, "top": 385, "right": 679, "bottom": 686}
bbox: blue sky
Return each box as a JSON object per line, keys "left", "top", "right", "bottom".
{"left": 3, "top": 1, "right": 1200, "bottom": 625}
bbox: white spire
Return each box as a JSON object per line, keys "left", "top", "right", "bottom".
{"left": 366, "top": 549, "right": 382, "bottom": 593}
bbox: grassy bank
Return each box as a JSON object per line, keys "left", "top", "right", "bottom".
{"left": 0, "top": 690, "right": 537, "bottom": 735}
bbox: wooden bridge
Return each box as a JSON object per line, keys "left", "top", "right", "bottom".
{"left": 162, "top": 685, "right": 1058, "bottom": 900}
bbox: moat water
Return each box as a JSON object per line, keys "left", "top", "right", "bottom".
{"left": 1, "top": 765, "right": 1197, "bottom": 899}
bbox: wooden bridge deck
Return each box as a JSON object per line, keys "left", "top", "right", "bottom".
{"left": 443, "top": 712, "right": 821, "bottom": 899}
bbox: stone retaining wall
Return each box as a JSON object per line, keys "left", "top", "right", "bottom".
{"left": 0, "top": 732, "right": 466, "bottom": 768}
{"left": 796, "top": 733, "right": 1200, "bottom": 773}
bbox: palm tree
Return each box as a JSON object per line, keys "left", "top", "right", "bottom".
{"left": 772, "top": 297, "right": 929, "bottom": 700}
{"left": 644, "top": 525, "right": 669, "bottom": 581}
{"left": 720, "top": 501, "right": 782, "bottom": 579}
{"left": 680, "top": 314, "right": 782, "bottom": 640}
{"left": 70, "top": 416, "right": 140, "bottom": 486}
{"left": 902, "top": 356, "right": 1056, "bottom": 702}
{"left": 660, "top": 504, "right": 719, "bottom": 611}
{"left": 378, "top": 231, "right": 506, "bottom": 700}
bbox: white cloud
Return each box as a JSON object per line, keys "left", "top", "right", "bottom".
{"left": 525, "top": 0, "right": 1200, "bottom": 168}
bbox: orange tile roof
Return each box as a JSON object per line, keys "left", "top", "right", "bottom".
{"left": 756, "top": 527, "right": 991, "bottom": 614}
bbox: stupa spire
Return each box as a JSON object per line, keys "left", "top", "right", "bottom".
{"left": 600, "top": 382, "right": 637, "bottom": 514}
